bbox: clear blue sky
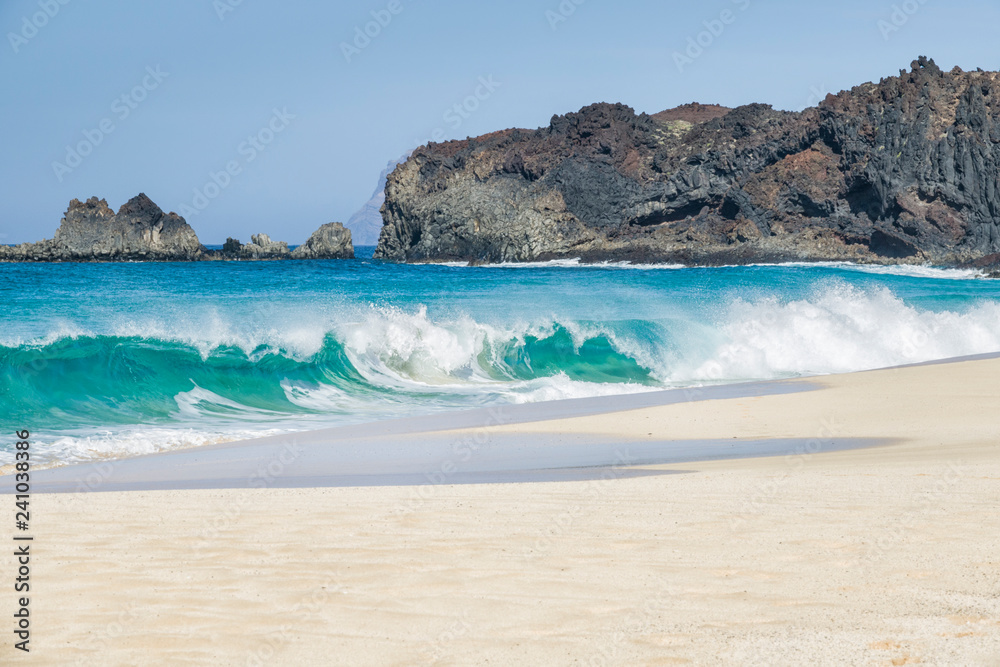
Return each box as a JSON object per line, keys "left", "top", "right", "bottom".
{"left": 1, "top": 0, "right": 997, "bottom": 244}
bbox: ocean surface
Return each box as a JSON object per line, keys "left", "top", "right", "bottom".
{"left": 2, "top": 247, "right": 1000, "bottom": 467}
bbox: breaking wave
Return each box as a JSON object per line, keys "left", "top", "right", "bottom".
{"left": 3, "top": 280, "right": 1000, "bottom": 465}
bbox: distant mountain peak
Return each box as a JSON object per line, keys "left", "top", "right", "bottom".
{"left": 345, "top": 153, "right": 411, "bottom": 246}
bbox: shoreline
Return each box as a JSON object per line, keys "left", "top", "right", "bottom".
{"left": 4, "top": 351, "right": 999, "bottom": 493}
{"left": 2, "top": 252, "right": 996, "bottom": 274}
{"left": 2, "top": 351, "right": 999, "bottom": 663}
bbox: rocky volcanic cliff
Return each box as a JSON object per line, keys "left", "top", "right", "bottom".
{"left": 2, "top": 194, "right": 354, "bottom": 262}
{"left": 375, "top": 58, "right": 1000, "bottom": 268}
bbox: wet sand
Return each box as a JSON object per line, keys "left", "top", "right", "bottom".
{"left": 2, "top": 356, "right": 999, "bottom": 664}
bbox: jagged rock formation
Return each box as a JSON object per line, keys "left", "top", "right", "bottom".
{"left": 375, "top": 57, "right": 1000, "bottom": 269}
{"left": 221, "top": 237, "right": 244, "bottom": 256}
{"left": 2, "top": 195, "right": 356, "bottom": 262}
{"left": 237, "top": 234, "right": 291, "bottom": 259}
{"left": 1, "top": 194, "right": 202, "bottom": 261}
{"left": 291, "top": 222, "right": 354, "bottom": 259}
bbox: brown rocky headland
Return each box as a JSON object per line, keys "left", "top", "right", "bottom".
{"left": 375, "top": 57, "right": 1000, "bottom": 274}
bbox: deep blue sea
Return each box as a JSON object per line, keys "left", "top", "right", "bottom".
{"left": 3, "top": 246, "right": 1000, "bottom": 466}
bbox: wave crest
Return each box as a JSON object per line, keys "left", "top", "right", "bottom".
{"left": 4, "top": 280, "right": 1000, "bottom": 466}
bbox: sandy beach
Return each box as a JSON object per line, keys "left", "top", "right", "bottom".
{"left": 3, "top": 356, "right": 1000, "bottom": 665}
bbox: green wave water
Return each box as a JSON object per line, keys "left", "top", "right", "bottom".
{"left": 2, "top": 249, "right": 1000, "bottom": 465}
{"left": 0, "top": 326, "right": 658, "bottom": 432}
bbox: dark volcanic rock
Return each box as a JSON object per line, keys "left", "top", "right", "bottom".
{"left": 221, "top": 237, "right": 244, "bottom": 257}
{"left": 1, "top": 194, "right": 203, "bottom": 261}
{"left": 375, "top": 57, "right": 1000, "bottom": 267}
{"left": 291, "top": 222, "right": 354, "bottom": 259}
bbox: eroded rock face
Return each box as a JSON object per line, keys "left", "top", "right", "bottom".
{"left": 1, "top": 194, "right": 203, "bottom": 261}
{"left": 375, "top": 57, "right": 1000, "bottom": 267}
{"left": 290, "top": 222, "right": 354, "bottom": 259}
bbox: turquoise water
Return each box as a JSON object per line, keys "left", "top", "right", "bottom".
{"left": 2, "top": 247, "right": 1000, "bottom": 465}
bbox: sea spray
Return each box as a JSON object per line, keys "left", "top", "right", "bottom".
{"left": 2, "top": 258, "right": 999, "bottom": 466}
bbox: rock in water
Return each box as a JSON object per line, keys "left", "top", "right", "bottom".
{"left": 240, "top": 233, "right": 291, "bottom": 259}
{"left": 1, "top": 194, "right": 202, "bottom": 261}
{"left": 0, "top": 195, "right": 357, "bottom": 263}
{"left": 375, "top": 57, "right": 1000, "bottom": 267}
{"left": 221, "top": 237, "right": 244, "bottom": 257}
{"left": 291, "top": 222, "right": 354, "bottom": 259}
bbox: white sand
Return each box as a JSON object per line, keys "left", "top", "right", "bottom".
{"left": 2, "top": 358, "right": 1000, "bottom": 665}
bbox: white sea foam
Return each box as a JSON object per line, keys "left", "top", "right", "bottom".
{"left": 339, "top": 305, "right": 492, "bottom": 382}
{"left": 111, "top": 309, "right": 335, "bottom": 360}
{"left": 32, "top": 426, "right": 287, "bottom": 468}
{"left": 0, "top": 320, "right": 93, "bottom": 349}
{"left": 675, "top": 282, "right": 1000, "bottom": 384}
{"left": 438, "top": 258, "right": 687, "bottom": 269}
{"left": 10, "top": 279, "right": 1000, "bottom": 468}
{"left": 748, "top": 261, "right": 988, "bottom": 281}
{"left": 174, "top": 385, "right": 293, "bottom": 421}
{"left": 501, "top": 373, "right": 657, "bottom": 404}
{"left": 428, "top": 257, "right": 987, "bottom": 277}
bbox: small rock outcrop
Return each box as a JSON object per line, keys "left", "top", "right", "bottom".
{"left": 1, "top": 195, "right": 357, "bottom": 263}
{"left": 239, "top": 233, "right": 291, "bottom": 260}
{"left": 375, "top": 57, "right": 1000, "bottom": 268}
{"left": 1, "top": 194, "right": 202, "bottom": 261}
{"left": 221, "top": 237, "right": 244, "bottom": 256}
{"left": 291, "top": 222, "right": 354, "bottom": 259}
